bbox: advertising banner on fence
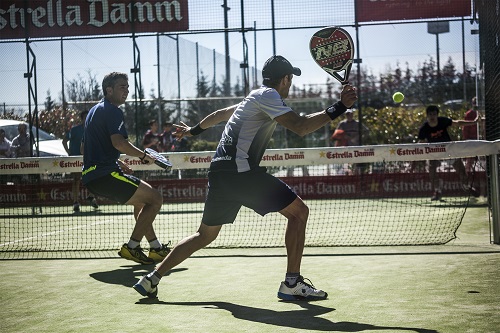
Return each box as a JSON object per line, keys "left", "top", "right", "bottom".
{"left": 0, "top": 172, "right": 487, "bottom": 206}
{"left": 0, "top": 140, "right": 498, "bottom": 175}
{"left": 0, "top": 0, "right": 189, "bottom": 39}
{"left": 357, "top": 0, "right": 471, "bottom": 23}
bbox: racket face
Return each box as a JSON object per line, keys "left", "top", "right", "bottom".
{"left": 310, "top": 27, "right": 354, "bottom": 84}
{"left": 145, "top": 148, "right": 173, "bottom": 169}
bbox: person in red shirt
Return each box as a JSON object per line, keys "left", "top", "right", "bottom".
{"left": 142, "top": 119, "right": 160, "bottom": 151}
{"left": 462, "top": 97, "right": 479, "bottom": 172}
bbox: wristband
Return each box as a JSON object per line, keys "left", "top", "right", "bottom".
{"left": 325, "top": 101, "right": 347, "bottom": 120}
{"left": 189, "top": 123, "right": 207, "bottom": 136}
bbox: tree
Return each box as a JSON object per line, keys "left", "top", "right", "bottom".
{"left": 65, "top": 70, "right": 102, "bottom": 112}
{"left": 44, "top": 90, "right": 55, "bottom": 112}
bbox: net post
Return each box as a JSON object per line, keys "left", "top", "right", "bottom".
{"left": 489, "top": 154, "right": 500, "bottom": 244}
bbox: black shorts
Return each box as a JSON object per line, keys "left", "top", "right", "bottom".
{"left": 202, "top": 167, "right": 297, "bottom": 226}
{"left": 84, "top": 171, "right": 141, "bottom": 204}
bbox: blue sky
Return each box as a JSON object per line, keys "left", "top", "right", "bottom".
{"left": 0, "top": 2, "right": 479, "bottom": 109}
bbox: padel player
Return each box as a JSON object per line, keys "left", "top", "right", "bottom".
{"left": 82, "top": 72, "right": 170, "bottom": 264}
{"left": 134, "top": 55, "right": 357, "bottom": 301}
{"left": 417, "top": 105, "right": 480, "bottom": 201}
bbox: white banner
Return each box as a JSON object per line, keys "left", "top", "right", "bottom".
{"left": 1, "top": 140, "right": 499, "bottom": 175}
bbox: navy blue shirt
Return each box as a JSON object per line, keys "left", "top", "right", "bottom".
{"left": 82, "top": 98, "right": 128, "bottom": 184}
{"left": 65, "top": 124, "right": 84, "bottom": 156}
{"left": 418, "top": 117, "right": 453, "bottom": 143}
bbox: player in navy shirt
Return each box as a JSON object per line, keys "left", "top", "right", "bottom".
{"left": 82, "top": 72, "right": 170, "bottom": 264}
{"left": 417, "top": 105, "right": 479, "bottom": 201}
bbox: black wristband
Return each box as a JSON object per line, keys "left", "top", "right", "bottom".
{"left": 325, "top": 101, "right": 347, "bottom": 120}
{"left": 189, "top": 123, "right": 207, "bottom": 136}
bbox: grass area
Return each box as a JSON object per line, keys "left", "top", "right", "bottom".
{"left": 0, "top": 206, "right": 499, "bottom": 332}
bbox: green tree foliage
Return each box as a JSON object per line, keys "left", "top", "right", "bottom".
{"left": 183, "top": 72, "right": 240, "bottom": 143}
{"left": 14, "top": 56, "right": 473, "bottom": 147}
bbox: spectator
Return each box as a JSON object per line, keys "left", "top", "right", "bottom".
{"left": 417, "top": 105, "right": 479, "bottom": 201}
{"left": 462, "top": 96, "right": 480, "bottom": 173}
{"left": 0, "top": 128, "right": 12, "bottom": 184}
{"left": 0, "top": 128, "right": 12, "bottom": 158}
{"left": 11, "top": 123, "right": 31, "bottom": 157}
{"left": 158, "top": 121, "right": 174, "bottom": 152}
{"left": 62, "top": 111, "right": 99, "bottom": 212}
{"left": 330, "top": 109, "right": 370, "bottom": 174}
{"left": 142, "top": 119, "right": 160, "bottom": 151}
{"left": 331, "top": 109, "right": 370, "bottom": 147}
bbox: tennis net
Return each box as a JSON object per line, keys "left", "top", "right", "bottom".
{"left": 0, "top": 140, "right": 497, "bottom": 258}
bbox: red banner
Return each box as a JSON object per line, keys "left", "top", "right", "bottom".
{"left": 357, "top": 0, "right": 471, "bottom": 23}
{"left": 0, "top": 172, "right": 486, "bottom": 207}
{"left": 0, "top": 0, "right": 189, "bottom": 39}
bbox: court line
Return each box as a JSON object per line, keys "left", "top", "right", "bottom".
{"left": 0, "top": 220, "right": 113, "bottom": 247}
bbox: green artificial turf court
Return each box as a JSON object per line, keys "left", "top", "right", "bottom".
{"left": 1, "top": 205, "right": 499, "bottom": 333}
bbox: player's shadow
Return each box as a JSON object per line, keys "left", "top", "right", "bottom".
{"left": 136, "top": 299, "right": 438, "bottom": 333}
{"left": 89, "top": 265, "right": 187, "bottom": 287}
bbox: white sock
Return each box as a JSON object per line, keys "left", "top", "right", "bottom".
{"left": 285, "top": 273, "right": 300, "bottom": 286}
{"left": 149, "top": 239, "right": 162, "bottom": 250}
{"left": 127, "top": 239, "right": 140, "bottom": 249}
{"left": 147, "top": 270, "right": 162, "bottom": 285}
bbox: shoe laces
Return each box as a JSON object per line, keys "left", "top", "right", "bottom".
{"left": 154, "top": 241, "right": 172, "bottom": 252}
{"left": 296, "top": 276, "right": 317, "bottom": 290}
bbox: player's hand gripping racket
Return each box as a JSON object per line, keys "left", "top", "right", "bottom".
{"left": 310, "top": 27, "right": 354, "bottom": 85}
{"left": 144, "top": 148, "right": 172, "bottom": 171}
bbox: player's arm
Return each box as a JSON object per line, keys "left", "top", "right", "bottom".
{"left": 62, "top": 133, "right": 70, "bottom": 155}
{"left": 111, "top": 134, "right": 155, "bottom": 164}
{"left": 276, "top": 85, "right": 357, "bottom": 137}
{"left": 173, "top": 104, "right": 239, "bottom": 139}
{"left": 452, "top": 117, "right": 479, "bottom": 127}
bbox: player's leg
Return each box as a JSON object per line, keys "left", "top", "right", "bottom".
{"left": 279, "top": 197, "right": 308, "bottom": 273}
{"left": 85, "top": 172, "right": 164, "bottom": 264}
{"left": 429, "top": 160, "right": 442, "bottom": 200}
{"left": 232, "top": 169, "right": 327, "bottom": 301}
{"left": 277, "top": 197, "right": 327, "bottom": 301}
{"left": 160, "top": 223, "right": 221, "bottom": 275}
{"left": 71, "top": 172, "right": 80, "bottom": 212}
{"left": 124, "top": 180, "right": 172, "bottom": 262}
{"left": 133, "top": 222, "right": 222, "bottom": 298}
{"left": 133, "top": 171, "right": 239, "bottom": 297}
{"left": 453, "top": 159, "right": 479, "bottom": 197}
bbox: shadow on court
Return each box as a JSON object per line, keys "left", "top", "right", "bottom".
{"left": 89, "top": 265, "right": 187, "bottom": 287}
{"left": 135, "top": 299, "right": 438, "bottom": 333}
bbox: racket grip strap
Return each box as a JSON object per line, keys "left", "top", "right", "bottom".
{"left": 139, "top": 151, "right": 147, "bottom": 163}
{"left": 190, "top": 123, "right": 207, "bottom": 136}
{"left": 325, "top": 101, "right": 347, "bottom": 120}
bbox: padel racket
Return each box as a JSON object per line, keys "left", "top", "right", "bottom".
{"left": 145, "top": 148, "right": 172, "bottom": 171}
{"left": 310, "top": 27, "right": 354, "bottom": 85}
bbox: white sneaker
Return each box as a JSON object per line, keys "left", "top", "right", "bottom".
{"left": 133, "top": 275, "right": 158, "bottom": 298}
{"left": 277, "top": 276, "right": 328, "bottom": 301}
